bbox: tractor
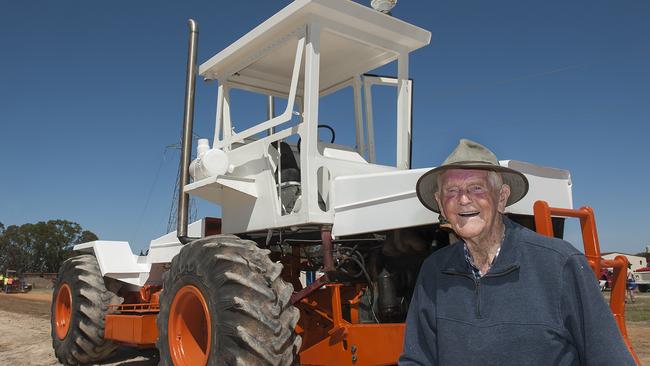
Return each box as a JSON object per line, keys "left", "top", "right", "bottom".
{"left": 2, "top": 269, "right": 32, "bottom": 293}
{"left": 50, "top": 1, "right": 577, "bottom": 365}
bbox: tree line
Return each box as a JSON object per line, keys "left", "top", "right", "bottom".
{"left": 0, "top": 220, "right": 97, "bottom": 273}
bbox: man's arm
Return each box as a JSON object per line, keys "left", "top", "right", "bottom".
{"left": 561, "top": 253, "right": 635, "bottom": 365}
{"left": 399, "top": 266, "right": 437, "bottom": 365}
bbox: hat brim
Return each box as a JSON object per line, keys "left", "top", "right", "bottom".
{"left": 415, "top": 163, "right": 529, "bottom": 213}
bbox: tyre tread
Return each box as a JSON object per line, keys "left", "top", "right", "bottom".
{"left": 50, "top": 254, "right": 118, "bottom": 365}
{"left": 157, "top": 236, "right": 301, "bottom": 366}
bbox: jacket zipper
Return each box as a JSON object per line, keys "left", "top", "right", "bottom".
{"left": 475, "top": 279, "right": 481, "bottom": 318}
{"left": 442, "top": 265, "right": 519, "bottom": 319}
{"left": 441, "top": 270, "right": 482, "bottom": 317}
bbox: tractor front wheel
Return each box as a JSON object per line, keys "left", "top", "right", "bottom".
{"left": 157, "top": 235, "right": 301, "bottom": 366}
{"left": 50, "top": 254, "right": 118, "bottom": 365}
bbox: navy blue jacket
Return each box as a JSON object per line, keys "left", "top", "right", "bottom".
{"left": 399, "top": 217, "right": 634, "bottom": 365}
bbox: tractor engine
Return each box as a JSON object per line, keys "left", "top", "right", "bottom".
{"left": 258, "top": 224, "right": 452, "bottom": 325}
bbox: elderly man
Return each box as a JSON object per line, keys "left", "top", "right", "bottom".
{"left": 400, "top": 139, "right": 634, "bottom": 365}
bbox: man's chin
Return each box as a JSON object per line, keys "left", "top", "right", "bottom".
{"left": 453, "top": 224, "right": 486, "bottom": 241}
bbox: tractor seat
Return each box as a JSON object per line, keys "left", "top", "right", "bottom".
{"left": 271, "top": 141, "right": 326, "bottom": 213}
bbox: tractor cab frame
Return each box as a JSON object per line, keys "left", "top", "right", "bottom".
{"left": 184, "top": 0, "right": 430, "bottom": 237}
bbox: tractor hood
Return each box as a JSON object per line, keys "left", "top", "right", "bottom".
{"left": 331, "top": 160, "right": 572, "bottom": 238}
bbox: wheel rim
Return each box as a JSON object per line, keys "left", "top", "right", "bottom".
{"left": 54, "top": 283, "right": 72, "bottom": 340}
{"left": 169, "top": 285, "right": 212, "bottom": 366}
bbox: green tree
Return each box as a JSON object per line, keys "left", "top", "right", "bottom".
{"left": 0, "top": 220, "right": 98, "bottom": 273}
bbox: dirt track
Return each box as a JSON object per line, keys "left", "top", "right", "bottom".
{"left": 0, "top": 291, "right": 158, "bottom": 366}
{"left": 0, "top": 291, "right": 648, "bottom": 365}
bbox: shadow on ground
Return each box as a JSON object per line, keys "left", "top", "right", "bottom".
{"left": 98, "top": 348, "right": 159, "bottom": 366}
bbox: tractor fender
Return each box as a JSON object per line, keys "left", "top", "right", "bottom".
{"left": 74, "top": 241, "right": 151, "bottom": 286}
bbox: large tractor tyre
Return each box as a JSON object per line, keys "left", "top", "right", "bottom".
{"left": 157, "top": 235, "right": 301, "bottom": 366}
{"left": 51, "top": 254, "right": 119, "bottom": 365}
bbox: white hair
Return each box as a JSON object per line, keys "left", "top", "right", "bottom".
{"left": 487, "top": 171, "right": 504, "bottom": 191}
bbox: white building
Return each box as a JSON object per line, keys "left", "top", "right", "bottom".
{"left": 601, "top": 252, "right": 648, "bottom": 271}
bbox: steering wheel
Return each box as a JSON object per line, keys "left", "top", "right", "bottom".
{"left": 318, "top": 124, "right": 336, "bottom": 143}
{"left": 297, "top": 124, "right": 336, "bottom": 152}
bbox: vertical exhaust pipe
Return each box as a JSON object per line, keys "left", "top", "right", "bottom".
{"left": 267, "top": 95, "right": 275, "bottom": 135}
{"left": 177, "top": 19, "right": 199, "bottom": 244}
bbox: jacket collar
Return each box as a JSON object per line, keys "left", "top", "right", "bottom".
{"left": 441, "top": 215, "right": 521, "bottom": 276}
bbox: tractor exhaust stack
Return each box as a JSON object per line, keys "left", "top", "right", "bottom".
{"left": 177, "top": 19, "right": 199, "bottom": 244}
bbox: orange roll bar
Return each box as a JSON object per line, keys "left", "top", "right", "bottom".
{"left": 533, "top": 200, "right": 640, "bottom": 365}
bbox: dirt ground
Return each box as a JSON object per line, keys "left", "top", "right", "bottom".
{"left": 0, "top": 290, "right": 158, "bottom": 366}
{"left": 0, "top": 290, "right": 648, "bottom": 365}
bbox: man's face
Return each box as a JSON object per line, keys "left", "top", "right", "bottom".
{"left": 434, "top": 169, "right": 510, "bottom": 242}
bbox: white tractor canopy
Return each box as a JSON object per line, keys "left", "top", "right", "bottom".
{"left": 198, "top": 0, "right": 431, "bottom": 95}
{"left": 186, "top": 0, "right": 432, "bottom": 235}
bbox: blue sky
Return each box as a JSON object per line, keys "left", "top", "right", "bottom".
{"left": 1, "top": 0, "right": 648, "bottom": 255}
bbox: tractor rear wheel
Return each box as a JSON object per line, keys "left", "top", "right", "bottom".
{"left": 157, "top": 235, "right": 301, "bottom": 366}
{"left": 51, "top": 254, "right": 118, "bottom": 365}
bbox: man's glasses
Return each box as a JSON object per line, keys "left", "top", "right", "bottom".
{"left": 441, "top": 184, "right": 489, "bottom": 199}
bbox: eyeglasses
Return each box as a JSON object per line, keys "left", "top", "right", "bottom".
{"left": 441, "top": 184, "right": 489, "bottom": 199}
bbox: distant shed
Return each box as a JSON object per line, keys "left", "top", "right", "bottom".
{"left": 601, "top": 253, "right": 648, "bottom": 271}
{"left": 22, "top": 272, "right": 57, "bottom": 289}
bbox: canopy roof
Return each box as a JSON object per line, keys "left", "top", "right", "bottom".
{"left": 198, "top": 0, "right": 431, "bottom": 95}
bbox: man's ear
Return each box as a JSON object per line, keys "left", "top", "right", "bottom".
{"left": 498, "top": 184, "right": 511, "bottom": 213}
{"left": 434, "top": 191, "right": 445, "bottom": 217}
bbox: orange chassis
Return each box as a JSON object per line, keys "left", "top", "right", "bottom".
{"left": 101, "top": 200, "right": 640, "bottom": 365}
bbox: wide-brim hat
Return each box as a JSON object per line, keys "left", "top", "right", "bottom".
{"left": 416, "top": 139, "right": 529, "bottom": 213}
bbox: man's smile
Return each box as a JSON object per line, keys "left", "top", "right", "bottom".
{"left": 458, "top": 211, "right": 480, "bottom": 218}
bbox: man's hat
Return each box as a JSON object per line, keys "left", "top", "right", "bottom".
{"left": 416, "top": 139, "right": 529, "bottom": 213}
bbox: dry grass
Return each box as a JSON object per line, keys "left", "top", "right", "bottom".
{"left": 604, "top": 291, "right": 650, "bottom": 364}
{"left": 625, "top": 292, "right": 650, "bottom": 322}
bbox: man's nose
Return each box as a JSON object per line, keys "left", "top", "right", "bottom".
{"left": 458, "top": 191, "right": 472, "bottom": 204}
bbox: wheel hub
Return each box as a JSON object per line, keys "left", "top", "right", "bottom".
{"left": 54, "top": 283, "right": 72, "bottom": 340}
{"left": 169, "top": 285, "right": 212, "bottom": 366}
